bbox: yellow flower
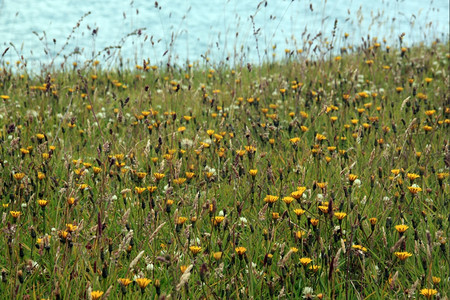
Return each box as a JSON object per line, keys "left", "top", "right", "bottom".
{"left": 408, "top": 186, "right": 422, "bottom": 194}
{"left": 58, "top": 230, "right": 69, "bottom": 240}
{"left": 352, "top": 245, "right": 368, "bottom": 252}
{"left": 135, "top": 187, "right": 146, "bottom": 194}
{"left": 154, "top": 173, "right": 165, "bottom": 181}
{"left": 282, "top": 196, "right": 295, "bottom": 205}
{"left": 136, "top": 172, "right": 147, "bottom": 179}
{"left": 316, "top": 182, "right": 328, "bottom": 189}
{"left": 38, "top": 199, "right": 49, "bottom": 208}
{"left": 272, "top": 212, "right": 280, "bottom": 220}
{"left": 67, "top": 197, "right": 75, "bottom": 206}
{"left": 91, "top": 291, "right": 104, "bottom": 300}
{"left": 407, "top": 173, "right": 420, "bottom": 181}
{"left": 13, "top": 173, "right": 26, "bottom": 181}
{"left": 136, "top": 278, "right": 152, "bottom": 289}
{"left": 249, "top": 169, "right": 258, "bottom": 177}
{"left": 394, "top": 251, "right": 412, "bottom": 261}
{"left": 310, "top": 218, "right": 319, "bottom": 227}
{"left": 318, "top": 205, "right": 329, "bottom": 214}
{"left": 264, "top": 195, "right": 279, "bottom": 204}
{"left": 334, "top": 212, "right": 347, "bottom": 220}
{"left": 180, "top": 265, "right": 188, "bottom": 273}
{"left": 437, "top": 173, "right": 449, "bottom": 180}
{"left": 289, "top": 137, "right": 300, "bottom": 144}
{"left": 10, "top": 211, "right": 21, "bottom": 218}
{"left": 212, "top": 216, "right": 225, "bottom": 226}
{"left": 207, "top": 129, "right": 215, "bottom": 136}
{"left": 299, "top": 257, "right": 312, "bottom": 266}
{"left": 391, "top": 169, "right": 401, "bottom": 175}
{"left": 293, "top": 209, "right": 305, "bottom": 217}
{"left": 176, "top": 217, "right": 188, "bottom": 225}
{"left": 1, "top": 95, "right": 10, "bottom": 100}
{"left": 118, "top": 278, "right": 133, "bottom": 286}
{"left": 348, "top": 174, "right": 358, "bottom": 183}
{"left": 395, "top": 225, "right": 409, "bottom": 233}
{"left": 66, "top": 224, "right": 77, "bottom": 232}
{"left": 419, "top": 288, "right": 437, "bottom": 298}
{"left": 235, "top": 247, "right": 247, "bottom": 256}
{"left": 315, "top": 133, "right": 327, "bottom": 141}
{"left": 369, "top": 218, "right": 377, "bottom": 226}
{"left": 431, "top": 276, "right": 441, "bottom": 284}
{"left": 213, "top": 252, "right": 223, "bottom": 260}
{"left": 295, "top": 231, "right": 304, "bottom": 239}
{"left": 173, "top": 178, "right": 186, "bottom": 185}
{"left": 309, "top": 265, "right": 321, "bottom": 272}
{"left": 189, "top": 246, "right": 202, "bottom": 256}
{"left": 291, "top": 186, "right": 306, "bottom": 199}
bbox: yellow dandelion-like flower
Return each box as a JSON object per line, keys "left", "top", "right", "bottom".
{"left": 213, "top": 252, "right": 223, "bottom": 261}
{"left": 136, "top": 278, "right": 152, "bottom": 290}
{"left": 352, "top": 245, "right": 368, "bottom": 252}
{"left": 176, "top": 217, "right": 188, "bottom": 225}
{"left": 13, "top": 173, "right": 26, "bottom": 181}
{"left": 118, "top": 278, "right": 133, "bottom": 286}
{"left": 289, "top": 137, "right": 301, "bottom": 144}
{"left": 335, "top": 212, "right": 347, "bottom": 220}
{"left": 309, "top": 265, "right": 321, "bottom": 272}
{"left": 189, "top": 246, "right": 202, "bottom": 256}
{"left": 66, "top": 224, "right": 78, "bottom": 232}
{"left": 348, "top": 174, "right": 358, "bottom": 183}
{"left": 437, "top": 173, "right": 449, "bottom": 180}
{"left": 394, "top": 251, "right": 413, "bottom": 261}
{"left": 318, "top": 205, "right": 329, "bottom": 214}
{"left": 315, "top": 133, "right": 327, "bottom": 141}
{"left": 136, "top": 172, "right": 147, "bottom": 179}
{"left": 391, "top": 169, "right": 400, "bottom": 175}
{"left": 299, "top": 257, "right": 312, "bottom": 266}
{"left": 10, "top": 211, "right": 21, "bottom": 218}
{"left": 135, "top": 187, "right": 146, "bottom": 194}
{"left": 235, "top": 247, "right": 247, "bottom": 256}
{"left": 147, "top": 186, "right": 157, "bottom": 193}
{"left": 154, "top": 173, "right": 165, "bottom": 181}
{"left": 264, "top": 195, "right": 279, "bottom": 204}
{"left": 316, "top": 182, "right": 328, "bottom": 189}
{"left": 212, "top": 216, "right": 225, "bottom": 226}
{"left": 282, "top": 196, "right": 295, "bottom": 205}
{"left": 408, "top": 186, "right": 422, "bottom": 194}
{"left": 407, "top": 173, "right": 420, "bottom": 181}
{"left": 90, "top": 291, "right": 104, "bottom": 300}
{"left": 431, "top": 276, "right": 441, "bottom": 285}
{"left": 395, "top": 225, "right": 409, "bottom": 233}
{"left": 173, "top": 178, "right": 187, "bottom": 185}
{"left": 420, "top": 288, "right": 437, "bottom": 299}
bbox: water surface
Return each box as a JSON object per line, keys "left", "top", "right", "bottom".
{"left": 0, "top": 0, "right": 448, "bottom": 70}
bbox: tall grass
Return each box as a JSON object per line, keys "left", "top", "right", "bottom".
{"left": 0, "top": 3, "right": 449, "bottom": 300}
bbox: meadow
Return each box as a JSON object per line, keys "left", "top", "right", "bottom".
{"left": 0, "top": 35, "right": 449, "bottom": 299}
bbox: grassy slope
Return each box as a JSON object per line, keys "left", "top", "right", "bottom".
{"left": 0, "top": 41, "right": 449, "bottom": 299}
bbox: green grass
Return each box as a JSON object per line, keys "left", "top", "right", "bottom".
{"left": 0, "top": 39, "right": 449, "bottom": 299}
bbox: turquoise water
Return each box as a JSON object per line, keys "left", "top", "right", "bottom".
{"left": 0, "top": 0, "right": 448, "bottom": 70}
